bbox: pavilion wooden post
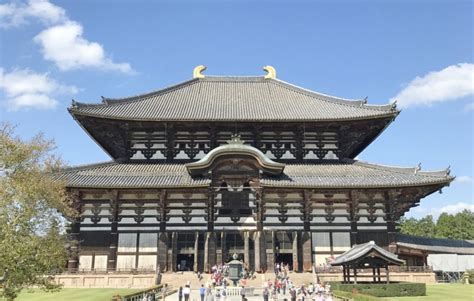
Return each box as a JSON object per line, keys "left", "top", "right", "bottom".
{"left": 386, "top": 265, "right": 390, "bottom": 284}
{"left": 377, "top": 267, "right": 381, "bottom": 282}
{"left": 372, "top": 267, "right": 376, "bottom": 283}
{"left": 353, "top": 266, "right": 358, "bottom": 284}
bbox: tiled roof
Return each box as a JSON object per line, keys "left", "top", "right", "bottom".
{"left": 262, "top": 161, "right": 452, "bottom": 188}
{"left": 396, "top": 234, "right": 474, "bottom": 255}
{"left": 55, "top": 160, "right": 452, "bottom": 189}
{"left": 331, "top": 241, "right": 404, "bottom": 266}
{"left": 69, "top": 77, "right": 398, "bottom": 122}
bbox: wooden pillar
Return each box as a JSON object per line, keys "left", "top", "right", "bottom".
{"left": 386, "top": 265, "right": 390, "bottom": 284}
{"left": 221, "top": 231, "right": 227, "bottom": 264}
{"left": 387, "top": 190, "right": 401, "bottom": 251}
{"left": 349, "top": 191, "right": 360, "bottom": 246}
{"left": 159, "top": 190, "right": 167, "bottom": 232}
{"left": 107, "top": 190, "right": 119, "bottom": 271}
{"left": 255, "top": 189, "right": 264, "bottom": 231}
{"left": 254, "top": 231, "right": 267, "bottom": 273}
{"left": 204, "top": 232, "right": 217, "bottom": 273}
{"left": 244, "top": 232, "right": 250, "bottom": 268}
{"left": 169, "top": 232, "right": 178, "bottom": 271}
{"left": 157, "top": 232, "right": 168, "bottom": 272}
{"left": 372, "top": 267, "right": 376, "bottom": 283}
{"left": 303, "top": 190, "right": 312, "bottom": 232}
{"left": 267, "top": 231, "right": 275, "bottom": 272}
{"left": 342, "top": 266, "right": 346, "bottom": 283}
{"left": 377, "top": 267, "right": 381, "bottom": 282}
{"left": 67, "top": 190, "right": 81, "bottom": 272}
{"left": 354, "top": 267, "right": 357, "bottom": 284}
{"left": 207, "top": 189, "right": 215, "bottom": 232}
{"left": 292, "top": 231, "right": 299, "bottom": 272}
{"left": 301, "top": 232, "right": 313, "bottom": 272}
{"left": 194, "top": 232, "right": 199, "bottom": 272}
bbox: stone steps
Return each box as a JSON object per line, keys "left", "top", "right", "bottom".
{"left": 160, "top": 271, "right": 315, "bottom": 289}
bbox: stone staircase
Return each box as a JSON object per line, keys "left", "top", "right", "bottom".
{"left": 160, "top": 271, "right": 315, "bottom": 289}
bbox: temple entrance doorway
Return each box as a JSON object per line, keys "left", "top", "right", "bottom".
{"left": 177, "top": 254, "right": 194, "bottom": 271}
{"left": 275, "top": 253, "right": 293, "bottom": 270}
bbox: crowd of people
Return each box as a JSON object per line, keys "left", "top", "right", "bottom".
{"left": 161, "top": 261, "right": 334, "bottom": 301}
{"left": 263, "top": 280, "right": 333, "bottom": 301}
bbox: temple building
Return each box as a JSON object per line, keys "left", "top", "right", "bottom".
{"left": 58, "top": 66, "right": 453, "bottom": 273}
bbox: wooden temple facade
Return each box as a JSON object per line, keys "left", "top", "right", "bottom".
{"left": 58, "top": 66, "right": 453, "bottom": 273}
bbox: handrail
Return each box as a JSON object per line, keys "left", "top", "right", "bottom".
{"left": 111, "top": 284, "right": 175, "bottom": 301}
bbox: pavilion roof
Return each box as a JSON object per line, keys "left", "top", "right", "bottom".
{"left": 331, "top": 241, "right": 405, "bottom": 266}
{"left": 55, "top": 159, "right": 452, "bottom": 189}
{"left": 69, "top": 76, "right": 399, "bottom": 122}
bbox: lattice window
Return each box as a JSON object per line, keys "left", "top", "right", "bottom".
{"left": 275, "top": 232, "right": 293, "bottom": 250}
{"left": 177, "top": 233, "right": 195, "bottom": 251}
{"left": 226, "top": 233, "right": 245, "bottom": 252}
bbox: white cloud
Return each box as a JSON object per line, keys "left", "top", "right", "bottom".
{"left": 0, "top": 68, "right": 77, "bottom": 110}
{"left": 464, "top": 102, "right": 474, "bottom": 112}
{"left": 438, "top": 202, "right": 474, "bottom": 215}
{"left": 34, "top": 22, "right": 133, "bottom": 73}
{"left": 391, "top": 63, "right": 474, "bottom": 108}
{"left": 1, "top": 0, "right": 134, "bottom": 73}
{"left": 455, "top": 176, "right": 472, "bottom": 183}
{"left": 0, "top": 0, "right": 66, "bottom": 28}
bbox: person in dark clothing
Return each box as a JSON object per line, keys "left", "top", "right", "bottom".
{"left": 178, "top": 287, "right": 183, "bottom": 301}
{"left": 290, "top": 288, "right": 296, "bottom": 301}
{"left": 240, "top": 285, "right": 246, "bottom": 301}
{"left": 263, "top": 287, "right": 269, "bottom": 301}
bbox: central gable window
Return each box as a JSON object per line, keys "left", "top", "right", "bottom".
{"left": 218, "top": 182, "right": 252, "bottom": 216}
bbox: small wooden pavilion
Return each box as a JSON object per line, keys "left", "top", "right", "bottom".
{"left": 331, "top": 241, "right": 404, "bottom": 284}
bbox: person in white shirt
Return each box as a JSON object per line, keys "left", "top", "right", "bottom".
{"left": 183, "top": 285, "right": 191, "bottom": 301}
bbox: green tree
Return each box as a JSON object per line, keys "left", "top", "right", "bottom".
{"left": 398, "top": 215, "right": 436, "bottom": 237}
{"left": 0, "top": 124, "right": 74, "bottom": 301}
{"left": 398, "top": 217, "right": 420, "bottom": 236}
{"left": 400, "top": 210, "right": 474, "bottom": 240}
{"left": 435, "top": 212, "right": 455, "bottom": 238}
{"left": 451, "top": 210, "right": 474, "bottom": 240}
{"left": 417, "top": 215, "right": 436, "bottom": 237}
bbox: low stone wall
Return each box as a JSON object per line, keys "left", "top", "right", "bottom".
{"left": 54, "top": 271, "right": 436, "bottom": 289}
{"left": 55, "top": 273, "right": 156, "bottom": 288}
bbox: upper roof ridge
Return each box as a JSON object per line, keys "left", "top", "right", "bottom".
{"left": 353, "top": 159, "right": 452, "bottom": 178}
{"left": 271, "top": 78, "right": 397, "bottom": 112}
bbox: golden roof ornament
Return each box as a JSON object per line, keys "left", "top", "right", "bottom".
{"left": 263, "top": 65, "right": 276, "bottom": 79}
{"left": 193, "top": 65, "right": 207, "bottom": 78}
{"left": 227, "top": 134, "right": 244, "bottom": 145}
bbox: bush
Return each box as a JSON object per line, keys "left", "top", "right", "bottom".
{"left": 330, "top": 282, "right": 426, "bottom": 297}
{"left": 333, "top": 289, "right": 383, "bottom": 301}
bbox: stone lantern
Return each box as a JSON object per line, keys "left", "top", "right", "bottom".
{"left": 227, "top": 254, "right": 243, "bottom": 286}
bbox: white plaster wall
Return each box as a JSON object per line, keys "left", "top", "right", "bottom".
{"left": 312, "top": 232, "right": 331, "bottom": 252}
{"left": 137, "top": 255, "right": 157, "bottom": 270}
{"left": 94, "top": 255, "right": 108, "bottom": 270}
{"left": 138, "top": 233, "right": 157, "bottom": 252}
{"left": 79, "top": 255, "right": 93, "bottom": 271}
{"left": 118, "top": 233, "right": 137, "bottom": 252}
{"left": 116, "top": 255, "right": 136, "bottom": 270}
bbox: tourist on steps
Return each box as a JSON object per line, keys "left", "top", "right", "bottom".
{"left": 183, "top": 284, "right": 191, "bottom": 301}
{"left": 199, "top": 284, "right": 206, "bottom": 301}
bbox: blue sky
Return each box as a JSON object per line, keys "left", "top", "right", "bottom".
{"left": 0, "top": 0, "right": 472, "bottom": 218}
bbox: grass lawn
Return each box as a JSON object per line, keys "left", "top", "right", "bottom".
{"left": 383, "top": 284, "right": 473, "bottom": 301}
{"left": 1, "top": 288, "right": 142, "bottom": 301}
